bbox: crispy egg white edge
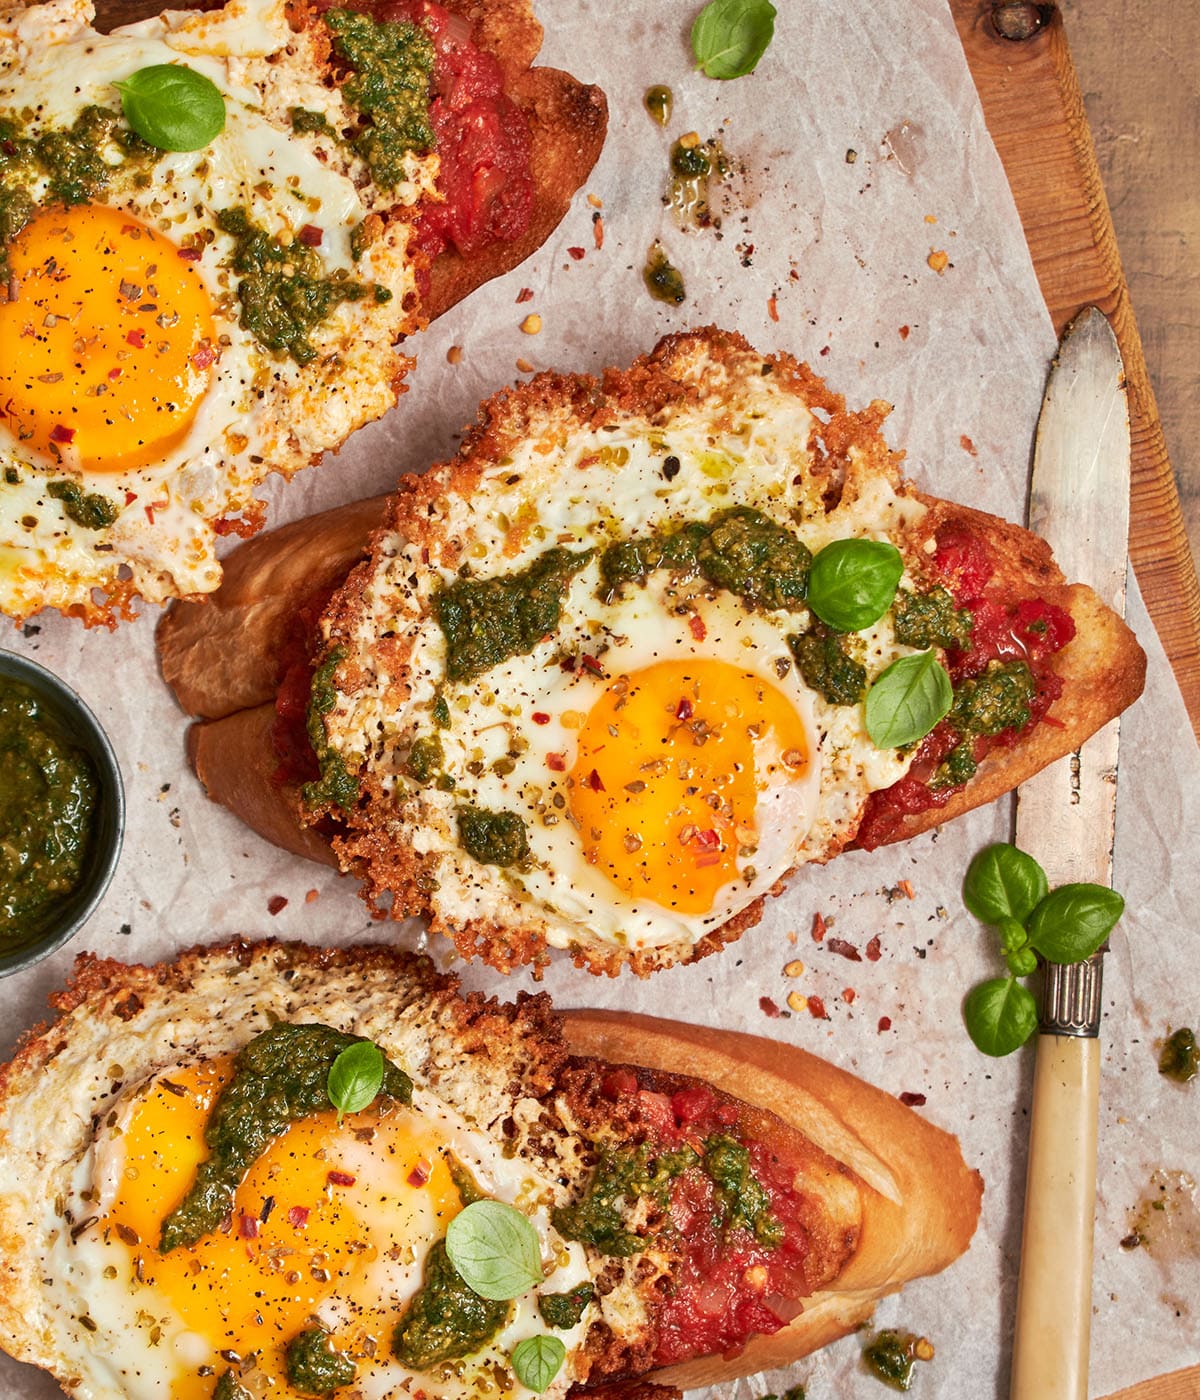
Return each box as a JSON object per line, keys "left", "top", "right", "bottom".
{"left": 324, "top": 361, "right": 930, "bottom": 958}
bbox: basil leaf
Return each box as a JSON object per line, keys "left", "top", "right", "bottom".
{"left": 807, "top": 538, "right": 904, "bottom": 633}
{"left": 963, "top": 843, "right": 1048, "bottom": 926}
{"left": 446, "top": 1200, "right": 543, "bottom": 1301}
{"left": 690, "top": 0, "right": 777, "bottom": 79}
{"left": 963, "top": 977, "right": 1038, "bottom": 1057}
{"left": 1026, "top": 884, "right": 1125, "bottom": 964}
{"left": 327, "top": 1040, "right": 385, "bottom": 1122}
{"left": 114, "top": 64, "right": 226, "bottom": 152}
{"left": 865, "top": 650, "right": 952, "bottom": 748}
{"left": 511, "top": 1335, "right": 566, "bottom": 1392}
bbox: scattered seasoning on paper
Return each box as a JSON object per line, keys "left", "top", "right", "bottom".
{"left": 786, "top": 991, "right": 806, "bottom": 1014}
{"left": 592, "top": 211, "right": 605, "bottom": 249}
{"left": 767, "top": 294, "right": 779, "bottom": 322}
{"left": 305, "top": 888, "right": 320, "bottom": 904}
{"left": 898, "top": 324, "right": 910, "bottom": 340}
{"left": 759, "top": 996, "right": 782, "bottom": 1018}
{"left": 515, "top": 287, "right": 534, "bottom": 303}
{"left": 267, "top": 895, "right": 287, "bottom": 916}
{"left": 520, "top": 314, "right": 542, "bottom": 335}
{"left": 878, "top": 1016, "right": 892, "bottom": 1033}
{"left": 825, "top": 937, "right": 862, "bottom": 962}
{"left": 866, "top": 935, "right": 883, "bottom": 961}
{"left": 899, "top": 1091, "right": 927, "bottom": 1107}
{"left": 783, "top": 959, "right": 804, "bottom": 977}
{"left": 811, "top": 911, "right": 827, "bottom": 942}
{"left": 446, "top": 345, "right": 463, "bottom": 365}
{"left": 927, "top": 248, "right": 950, "bottom": 274}
{"left": 807, "top": 994, "right": 829, "bottom": 1020}
{"left": 842, "top": 987, "right": 856, "bottom": 1004}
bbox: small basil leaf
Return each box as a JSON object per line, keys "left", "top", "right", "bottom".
{"left": 997, "top": 917, "right": 1029, "bottom": 955}
{"left": 1026, "top": 884, "right": 1125, "bottom": 964}
{"left": 963, "top": 977, "right": 1039, "bottom": 1057}
{"left": 690, "top": 0, "right": 777, "bottom": 79}
{"left": 327, "top": 1040, "right": 385, "bottom": 1122}
{"left": 1004, "top": 947, "right": 1038, "bottom": 978}
{"left": 511, "top": 1335, "right": 566, "bottom": 1392}
{"left": 446, "top": 1200, "right": 543, "bottom": 1301}
{"left": 807, "top": 538, "right": 904, "bottom": 633}
{"left": 865, "top": 650, "right": 952, "bottom": 749}
{"left": 114, "top": 63, "right": 226, "bottom": 152}
{"left": 963, "top": 843, "right": 1049, "bottom": 926}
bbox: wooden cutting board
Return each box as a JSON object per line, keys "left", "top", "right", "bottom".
{"left": 953, "top": 9, "right": 1200, "bottom": 1398}
{"left": 952, "top": 0, "right": 1200, "bottom": 745}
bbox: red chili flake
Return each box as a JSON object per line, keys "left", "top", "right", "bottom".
{"left": 694, "top": 850, "right": 721, "bottom": 868}
{"left": 559, "top": 655, "right": 577, "bottom": 673}
{"left": 124, "top": 491, "right": 137, "bottom": 505}
{"left": 865, "top": 934, "right": 882, "bottom": 962}
{"left": 692, "top": 829, "right": 720, "bottom": 849}
{"left": 767, "top": 294, "right": 779, "bottom": 322}
{"left": 898, "top": 324, "right": 911, "bottom": 340}
{"left": 144, "top": 504, "right": 156, "bottom": 524}
{"left": 49, "top": 424, "right": 75, "bottom": 444}
{"left": 516, "top": 287, "right": 534, "bottom": 303}
{"left": 819, "top": 345, "right": 830, "bottom": 357}
{"left": 675, "top": 697, "right": 693, "bottom": 721}
{"left": 587, "top": 768, "right": 605, "bottom": 792}
{"left": 191, "top": 342, "right": 216, "bottom": 371}
{"left": 689, "top": 614, "right": 707, "bottom": 641}
{"left": 267, "top": 895, "right": 288, "bottom": 916}
{"left": 877, "top": 1016, "right": 892, "bottom": 1033}
{"left": 811, "top": 912, "right": 827, "bottom": 942}
{"left": 177, "top": 247, "right": 202, "bottom": 262}
{"left": 298, "top": 224, "right": 324, "bottom": 247}
{"left": 959, "top": 434, "right": 977, "bottom": 456}
{"left": 287, "top": 1205, "right": 310, "bottom": 1227}
{"left": 406, "top": 1159, "right": 432, "bottom": 1188}
{"left": 759, "top": 996, "right": 782, "bottom": 1018}
{"left": 807, "top": 995, "right": 830, "bottom": 1020}
{"left": 567, "top": 246, "right": 586, "bottom": 260}
{"left": 108, "top": 367, "right": 122, "bottom": 381}
{"left": 126, "top": 329, "right": 145, "bottom": 348}
{"left": 581, "top": 653, "right": 605, "bottom": 676}
{"left": 532, "top": 712, "right": 550, "bottom": 725}
{"left": 899, "top": 1091, "right": 927, "bottom": 1107}
{"left": 842, "top": 988, "right": 856, "bottom": 1004}
{"left": 546, "top": 753, "right": 566, "bottom": 772}
{"left": 327, "top": 1170, "right": 356, "bottom": 1187}
{"left": 826, "top": 936, "right": 862, "bottom": 962}
{"left": 238, "top": 1213, "right": 259, "bottom": 1239}
{"left": 897, "top": 879, "right": 915, "bottom": 899}
{"left": 593, "top": 213, "right": 605, "bottom": 249}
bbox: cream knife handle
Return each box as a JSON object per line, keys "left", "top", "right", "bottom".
{"left": 1009, "top": 1033, "right": 1100, "bottom": 1400}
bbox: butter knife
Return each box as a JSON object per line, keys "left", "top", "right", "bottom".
{"left": 1008, "top": 307, "right": 1130, "bottom": 1400}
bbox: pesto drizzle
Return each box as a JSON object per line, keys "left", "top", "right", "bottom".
{"left": 392, "top": 1239, "right": 510, "bottom": 1369}
{"left": 303, "top": 649, "right": 359, "bottom": 812}
{"left": 159, "top": 1023, "right": 412, "bottom": 1252}
{"left": 46, "top": 480, "right": 119, "bottom": 531}
{"left": 286, "top": 1327, "right": 357, "bottom": 1395}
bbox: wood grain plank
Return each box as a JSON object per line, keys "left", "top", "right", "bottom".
{"left": 1101, "top": 1365, "right": 1200, "bottom": 1400}
{"left": 951, "top": 0, "right": 1200, "bottom": 738}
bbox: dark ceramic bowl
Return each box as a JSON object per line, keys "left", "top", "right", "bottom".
{"left": 0, "top": 650, "right": 125, "bottom": 976}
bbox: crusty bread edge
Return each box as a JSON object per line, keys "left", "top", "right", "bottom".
{"left": 560, "top": 1010, "right": 983, "bottom": 1388}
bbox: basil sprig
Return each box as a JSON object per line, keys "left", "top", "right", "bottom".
{"left": 114, "top": 63, "right": 226, "bottom": 151}
{"left": 446, "top": 1200, "right": 544, "bottom": 1300}
{"left": 691, "top": 0, "right": 777, "bottom": 79}
{"left": 961, "top": 843, "right": 1125, "bottom": 1056}
{"left": 865, "top": 649, "right": 952, "bottom": 748}
{"left": 327, "top": 1040, "right": 385, "bottom": 1122}
{"left": 807, "top": 538, "right": 904, "bottom": 633}
{"left": 511, "top": 1335, "right": 566, "bottom": 1392}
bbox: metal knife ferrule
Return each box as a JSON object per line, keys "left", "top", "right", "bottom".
{"left": 1039, "top": 952, "right": 1104, "bottom": 1037}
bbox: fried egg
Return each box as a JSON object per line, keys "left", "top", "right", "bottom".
{"left": 0, "top": 946, "right": 595, "bottom": 1400}
{"left": 314, "top": 330, "right": 931, "bottom": 973}
{"left": 0, "top": 0, "right": 431, "bottom": 622}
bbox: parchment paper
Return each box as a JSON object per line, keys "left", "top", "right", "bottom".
{"left": 2, "top": 0, "right": 1198, "bottom": 1395}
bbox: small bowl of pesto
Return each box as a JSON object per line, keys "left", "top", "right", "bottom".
{"left": 0, "top": 651, "right": 124, "bottom": 976}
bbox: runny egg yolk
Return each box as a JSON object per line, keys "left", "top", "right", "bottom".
{"left": 569, "top": 658, "right": 809, "bottom": 915}
{"left": 100, "top": 1057, "right": 464, "bottom": 1398}
{"left": 0, "top": 203, "right": 216, "bottom": 474}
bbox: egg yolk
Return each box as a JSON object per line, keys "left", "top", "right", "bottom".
{"left": 0, "top": 203, "right": 216, "bottom": 473}
{"left": 569, "top": 658, "right": 809, "bottom": 914}
{"left": 100, "top": 1058, "right": 464, "bottom": 1398}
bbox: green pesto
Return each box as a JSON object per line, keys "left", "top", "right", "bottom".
{"left": 46, "top": 480, "right": 119, "bottom": 531}
{"left": 303, "top": 648, "right": 360, "bottom": 811}
{"left": 671, "top": 139, "right": 712, "bottom": 178}
{"left": 434, "top": 547, "right": 592, "bottom": 684}
{"left": 432, "top": 694, "right": 451, "bottom": 728}
{"left": 447, "top": 1152, "right": 487, "bottom": 1205}
{"left": 929, "top": 741, "right": 977, "bottom": 791}
{"left": 643, "top": 242, "right": 686, "bottom": 304}
{"left": 948, "top": 659, "right": 1035, "bottom": 738}
{"left": 760, "top": 1387, "right": 807, "bottom": 1400}
{"left": 216, "top": 206, "right": 374, "bottom": 366}
{"left": 393, "top": 1239, "right": 510, "bottom": 1369}
{"left": 702, "top": 1133, "right": 783, "bottom": 1246}
{"left": 862, "top": 1330, "right": 926, "bottom": 1391}
{"left": 159, "top": 1023, "right": 412, "bottom": 1252}
{"left": 456, "top": 805, "right": 529, "bottom": 868}
{"left": 286, "top": 1328, "right": 356, "bottom": 1395}
{"left": 602, "top": 507, "right": 811, "bottom": 612}
{"left": 551, "top": 1143, "right": 699, "bottom": 1256}
{"left": 644, "top": 85, "right": 673, "bottom": 125}
{"left": 788, "top": 629, "right": 867, "bottom": 706}
{"left": 406, "top": 733, "right": 444, "bottom": 784}
{"left": 212, "top": 1371, "right": 252, "bottom": 1400}
{"left": 0, "top": 678, "right": 98, "bottom": 951}
{"left": 538, "top": 1281, "right": 595, "bottom": 1330}
{"left": 892, "top": 586, "right": 973, "bottom": 650}
{"left": 324, "top": 8, "right": 436, "bottom": 189}
{"left": 3, "top": 467, "right": 19, "bottom": 486}
{"left": 291, "top": 106, "right": 338, "bottom": 138}
{"left": 1159, "top": 1027, "right": 1198, "bottom": 1083}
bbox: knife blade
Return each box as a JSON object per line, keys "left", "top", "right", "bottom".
{"left": 1009, "top": 307, "right": 1130, "bottom": 1400}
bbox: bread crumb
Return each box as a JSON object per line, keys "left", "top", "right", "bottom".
{"left": 305, "top": 888, "right": 320, "bottom": 904}
{"left": 520, "top": 313, "right": 542, "bottom": 335}
{"left": 767, "top": 294, "right": 779, "bottom": 323}
{"left": 516, "top": 287, "right": 534, "bottom": 303}
{"left": 927, "top": 249, "right": 949, "bottom": 274}
{"left": 587, "top": 192, "right": 603, "bottom": 208}
{"left": 446, "top": 345, "right": 463, "bottom": 365}
{"left": 925, "top": 213, "right": 937, "bottom": 224}
{"left": 515, "top": 358, "right": 535, "bottom": 374}
{"left": 784, "top": 959, "right": 805, "bottom": 977}
{"left": 960, "top": 434, "right": 977, "bottom": 456}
